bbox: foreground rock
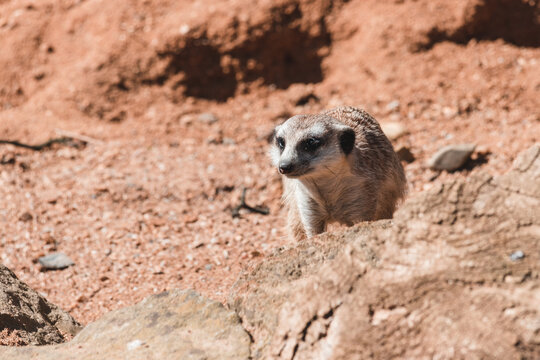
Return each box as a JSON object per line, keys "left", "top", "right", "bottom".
{"left": 229, "top": 145, "right": 540, "bottom": 359}
{"left": 0, "top": 265, "right": 81, "bottom": 345}
{"left": 0, "top": 289, "right": 250, "bottom": 360}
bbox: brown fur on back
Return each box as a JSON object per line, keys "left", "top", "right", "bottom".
{"left": 322, "top": 106, "right": 407, "bottom": 219}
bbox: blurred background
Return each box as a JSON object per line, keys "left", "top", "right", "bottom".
{"left": 0, "top": 0, "right": 538, "bottom": 325}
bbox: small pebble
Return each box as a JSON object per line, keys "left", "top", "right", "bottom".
{"left": 179, "top": 24, "right": 190, "bottom": 35}
{"left": 198, "top": 112, "right": 218, "bottom": 124}
{"left": 396, "top": 146, "right": 415, "bottom": 163}
{"left": 19, "top": 212, "right": 33, "bottom": 222}
{"left": 205, "top": 264, "right": 213, "bottom": 271}
{"left": 38, "top": 252, "right": 74, "bottom": 270}
{"left": 222, "top": 137, "right": 236, "bottom": 145}
{"left": 381, "top": 122, "right": 407, "bottom": 140}
{"left": 428, "top": 144, "right": 476, "bottom": 171}
{"left": 127, "top": 339, "right": 143, "bottom": 351}
{"left": 442, "top": 106, "right": 457, "bottom": 118}
{"left": 192, "top": 241, "right": 205, "bottom": 249}
{"left": 385, "top": 100, "right": 400, "bottom": 113}
{"left": 509, "top": 250, "right": 524, "bottom": 262}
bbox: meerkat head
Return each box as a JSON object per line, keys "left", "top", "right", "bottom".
{"left": 270, "top": 114, "right": 356, "bottom": 178}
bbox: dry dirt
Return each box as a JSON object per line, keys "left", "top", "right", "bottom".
{"left": 0, "top": 0, "right": 538, "bottom": 326}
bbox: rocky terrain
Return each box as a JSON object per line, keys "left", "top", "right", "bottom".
{"left": 0, "top": 0, "right": 539, "bottom": 357}
{"left": 230, "top": 144, "right": 540, "bottom": 359}
{"left": 1, "top": 144, "right": 538, "bottom": 358}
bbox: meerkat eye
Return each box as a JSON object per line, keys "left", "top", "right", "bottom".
{"left": 303, "top": 137, "right": 322, "bottom": 152}
{"left": 276, "top": 137, "right": 285, "bottom": 151}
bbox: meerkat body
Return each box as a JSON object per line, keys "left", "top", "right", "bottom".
{"left": 270, "top": 106, "right": 406, "bottom": 241}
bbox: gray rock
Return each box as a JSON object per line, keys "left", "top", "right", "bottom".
{"left": 230, "top": 145, "right": 540, "bottom": 359}
{"left": 0, "top": 289, "right": 251, "bottom": 360}
{"left": 385, "top": 100, "right": 400, "bottom": 113}
{"left": 0, "top": 264, "right": 81, "bottom": 345}
{"left": 428, "top": 143, "right": 476, "bottom": 171}
{"left": 197, "top": 112, "right": 219, "bottom": 124}
{"left": 510, "top": 250, "right": 525, "bottom": 261}
{"left": 38, "top": 253, "right": 74, "bottom": 270}
{"left": 223, "top": 137, "right": 236, "bottom": 145}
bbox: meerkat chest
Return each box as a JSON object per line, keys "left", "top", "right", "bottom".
{"left": 297, "top": 174, "right": 372, "bottom": 224}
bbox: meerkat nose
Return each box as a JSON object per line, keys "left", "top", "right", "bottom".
{"left": 279, "top": 162, "right": 294, "bottom": 174}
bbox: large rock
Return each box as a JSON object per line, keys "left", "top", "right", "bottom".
{"left": 0, "top": 264, "right": 81, "bottom": 346}
{"left": 229, "top": 144, "right": 540, "bottom": 359}
{"left": 0, "top": 289, "right": 251, "bottom": 360}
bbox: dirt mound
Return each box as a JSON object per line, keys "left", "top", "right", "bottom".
{"left": 417, "top": 0, "right": 540, "bottom": 50}
{"left": 146, "top": 1, "right": 335, "bottom": 101}
{"left": 230, "top": 145, "right": 540, "bottom": 359}
{"left": 1, "top": 0, "right": 342, "bottom": 121}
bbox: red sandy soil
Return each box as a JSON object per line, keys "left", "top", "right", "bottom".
{"left": 0, "top": 0, "right": 538, "bottom": 324}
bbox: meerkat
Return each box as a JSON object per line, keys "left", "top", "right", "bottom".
{"left": 270, "top": 106, "right": 406, "bottom": 241}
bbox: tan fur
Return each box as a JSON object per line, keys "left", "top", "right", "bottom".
{"left": 271, "top": 106, "right": 406, "bottom": 241}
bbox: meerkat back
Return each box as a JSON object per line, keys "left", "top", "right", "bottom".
{"left": 322, "top": 106, "right": 406, "bottom": 219}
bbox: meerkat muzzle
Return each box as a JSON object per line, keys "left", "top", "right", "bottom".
{"left": 278, "top": 162, "right": 294, "bottom": 174}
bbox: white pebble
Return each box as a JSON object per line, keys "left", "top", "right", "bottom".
{"left": 127, "top": 339, "right": 143, "bottom": 351}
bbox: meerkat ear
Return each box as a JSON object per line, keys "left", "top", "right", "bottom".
{"left": 268, "top": 125, "right": 281, "bottom": 144}
{"left": 339, "top": 127, "right": 355, "bottom": 154}
{"left": 268, "top": 128, "right": 277, "bottom": 143}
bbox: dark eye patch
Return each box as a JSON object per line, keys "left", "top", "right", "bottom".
{"left": 276, "top": 137, "right": 285, "bottom": 151}
{"left": 302, "top": 137, "right": 323, "bottom": 152}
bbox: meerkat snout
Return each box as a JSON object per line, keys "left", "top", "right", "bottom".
{"left": 270, "top": 106, "right": 406, "bottom": 241}
{"left": 278, "top": 162, "right": 293, "bottom": 174}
